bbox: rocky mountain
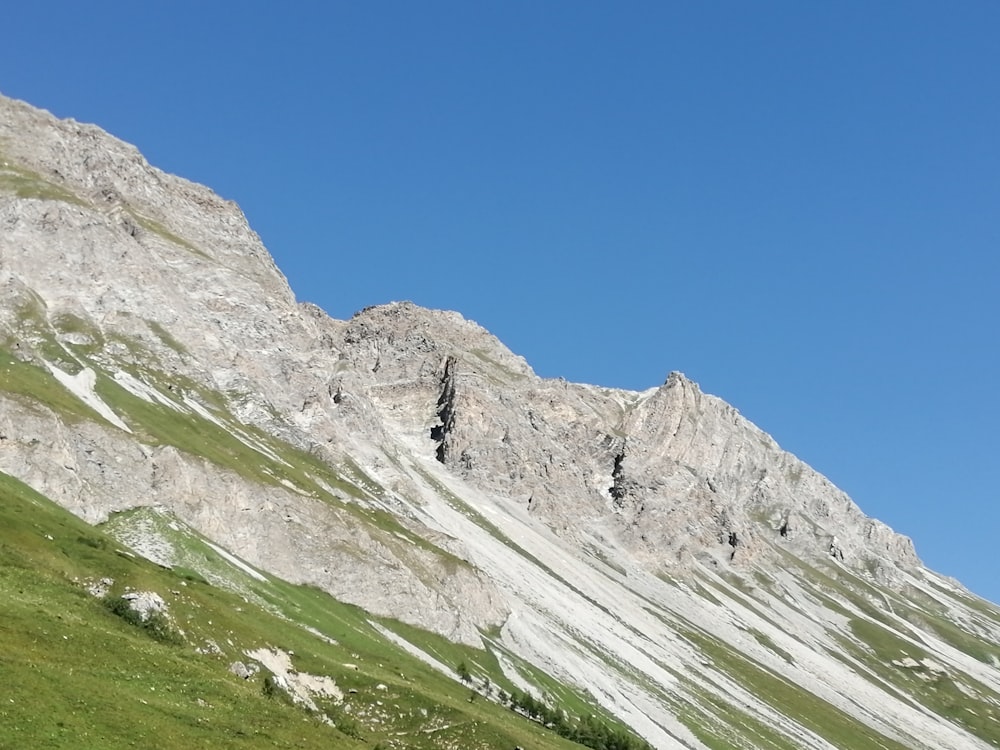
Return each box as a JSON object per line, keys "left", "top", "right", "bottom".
{"left": 2, "top": 92, "right": 1000, "bottom": 750}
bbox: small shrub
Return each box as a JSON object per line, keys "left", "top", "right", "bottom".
{"left": 331, "top": 710, "right": 363, "bottom": 738}
{"left": 104, "top": 594, "right": 145, "bottom": 628}
{"left": 103, "top": 594, "right": 182, "bottom": 644}
{"left": 261, "top": 673, "right": 295, "bottom": 706}
{"left": 173, "top": 566, "right": 208, "bottom": 584}
{"left": 76, "top": 534, "right": 108, "bottom": 550}
{"left": 143, "top": 611, "right": 183, "bottom": 645}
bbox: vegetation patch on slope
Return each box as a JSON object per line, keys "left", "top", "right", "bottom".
{"left": 0, "top": 469, "right": 610, "bottom": 750}
{"left": 682, "top": 626, "right": 911, "bottom": 750}
{"left": 0, "top": 155, "right": 86, "bottom": 206}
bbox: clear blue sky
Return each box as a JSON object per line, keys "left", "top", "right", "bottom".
{"left": 3, "top": 2, "right": 999, "bottom": 603}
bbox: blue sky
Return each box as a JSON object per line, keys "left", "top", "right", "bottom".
{"left": 3, "top": 2, "right": 999, "bottom": 603}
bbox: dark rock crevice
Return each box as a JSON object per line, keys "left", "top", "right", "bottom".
{"left": 609, "top": 444, "right": 629, "bottom": 508}
{"left": 430, "top": 355, "right": 458, "bottom": 464}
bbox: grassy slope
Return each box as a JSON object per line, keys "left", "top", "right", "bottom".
{"left": 0, "top": 470, "right": 596, "bottom": 750}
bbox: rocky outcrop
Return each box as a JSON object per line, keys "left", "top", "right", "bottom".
{"left": 335, "top": 302, "right": 920, "bottom": 580}
{"left": 431, "top": 355, "right": 460, "bottom": 463}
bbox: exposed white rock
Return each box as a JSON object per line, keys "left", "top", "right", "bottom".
{"left": 204, "top": 541, "right": 268, "bottom": 582}
{"left": 84, "top": 577, "right": 114, "bottom": 598}
{"left": 245, "top": 647, "right": 343, "bottom": 710}
{"left": 121, "top": 590, "right": 168, "bottom": 622}
{"left": 48, "top": 364, "right": 131, "bottom": 432}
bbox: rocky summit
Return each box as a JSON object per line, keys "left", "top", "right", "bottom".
{"left": 2, "top": 92, "right": 1000, "bottom": 750}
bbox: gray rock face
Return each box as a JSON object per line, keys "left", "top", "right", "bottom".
{"left": 335, "top": 304, "right": 919, "bottom": 582}
{"left": 5, "top": 92, "right": 999, "bottom": 750}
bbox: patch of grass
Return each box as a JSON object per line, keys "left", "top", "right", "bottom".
{"left": 129, "top": 211, "right": 208, "bottom": 257}
{"left": 6, "top": 300, "right": 105, "bottom": 371}
{"left": 52, "top": 310, "right": 102, "bottom": 338}
{"left": 0, "top": 348, "right": 104, "bottom": 424}
{"left": 847, "top": 617, "right": 927, "bottom": 662}
{"left": 173, "top": 566, "right": 209, "bottom": 585}
{"left": 100, "top": 506, "right": 276, "bottom": 607}
{"left": 469, "top": 348, "right": 525, "bottom": 384}
{"left": 583, "top": 543, "right": 627, "bottom": 577}
{"left": 103, "top": 329, "right": 160, "bottom": 365}
{"left": 748, "top": 628, "right": 795, "bottom": 665}
{"left": 337, "top": 455, "right": 387, "bottom": 499}
{"left": 682, "top": 626, "right": 911, "bottom": 750}
{"left": 702, "top": 574, "right": 784, "bottom": 631}
{"left": 91, "top": 370, "right": 317, "bottom": 492}
{"left": 677, "top": 680, "right": 801, "bottom": 750}
{"left": 920, "top": 576, "right": 1000, "bottom": 624}
{"left": 147, "top": 320, "right": 190, "bottom": 356}
{"left": 0, "top": 469, "right": 593, "bottom": 750}
{"left": 0, "top": 162, "right": 86, "bottom": 205}
{"left": 894, "top": 598, "right": 1000, "bottom": 665}
{"left": 5, "top": 301, "right": 87, "bottom": 374}
{"left": 771, "top": 547, "right": 898, "bottom": 627}
{"left": 691, "top": 580, "right": 723, "bottom": 606}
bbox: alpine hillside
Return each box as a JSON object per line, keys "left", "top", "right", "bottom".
{"left": 2, "top": 92, "right": 1000, "bottom": 750}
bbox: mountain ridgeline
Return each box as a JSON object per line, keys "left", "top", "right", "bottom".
{"left": 2, "top": 92, "right": 1000, "bottom": 750}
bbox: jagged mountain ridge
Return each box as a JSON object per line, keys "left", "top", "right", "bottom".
{"left": 3, "top": 92, "right": 1000, "bottom": 749}
{"left": 340, "top": 301, "right": 918, "bottom": 579}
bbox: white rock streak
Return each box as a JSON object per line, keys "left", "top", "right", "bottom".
{"left": 206, "top": 541, "right": 268, "bottom": 582}
{"left": 49, "top": 365, "right": 131, "bottom": 432}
